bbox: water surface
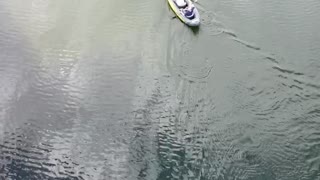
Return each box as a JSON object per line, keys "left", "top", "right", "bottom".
{"left": 0, "top": 0, "right": 320, "bottom": 179}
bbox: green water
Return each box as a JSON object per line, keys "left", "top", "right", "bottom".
{"left": 0, "top": 0, "right": 320, "bottom": 179}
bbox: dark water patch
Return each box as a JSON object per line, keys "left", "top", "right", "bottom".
{"left": 272, "top": 66, "right": 304, "bottom": 76}
{"left": 264, "top": 55, "right": 279, "bottom": 64}
{"left": 231, "top": 37, "right": 261, "bottom": 51}
{"left": 0, "top": 124, "right": 87, "bottom": 180}
{"left": 222, "top": 28, "right": 237, "bottom": 38}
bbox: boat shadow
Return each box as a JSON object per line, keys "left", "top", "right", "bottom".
{"left": 189, "top": 25, "right": 200, "bottom": 35}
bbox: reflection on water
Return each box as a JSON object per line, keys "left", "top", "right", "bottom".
{"left": 1, "top": 0, "right": 320, "bottom": 179}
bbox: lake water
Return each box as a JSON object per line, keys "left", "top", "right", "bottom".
{"left": 0, "top": 0, "right": 320, "bottom": 179}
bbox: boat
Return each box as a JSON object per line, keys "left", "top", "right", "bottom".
{"left": 167, "top": 0, "right": 200, "bottom": 27}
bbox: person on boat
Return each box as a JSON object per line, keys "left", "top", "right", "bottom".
{"left": 174, "top": 0, "right": 195, "bottom": 19}
{"left": 183, "top": 6, "right": 195, "bottom": 19}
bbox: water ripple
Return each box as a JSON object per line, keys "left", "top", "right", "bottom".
{"left": 1, "top": 0, "right": 320, "bottom": 179}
